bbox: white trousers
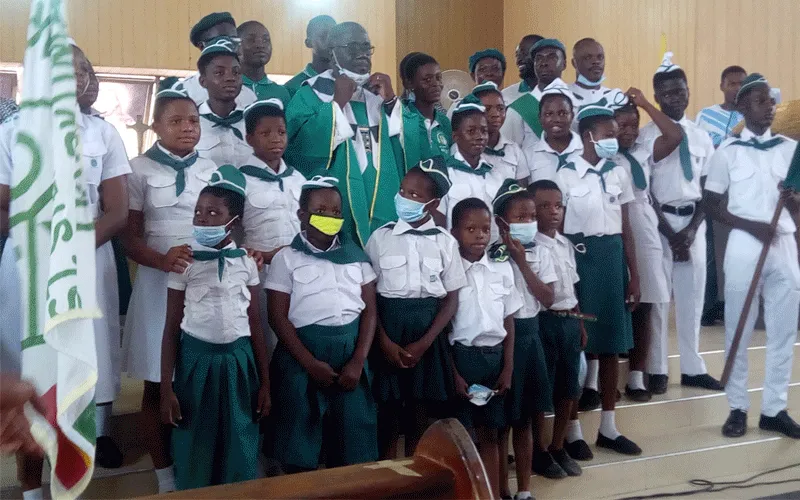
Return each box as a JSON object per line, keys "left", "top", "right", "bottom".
{"left": 648, "top": 213, "right": 708, "bottom": 376}
{"left": 724, "top": 230, "right": 800, "bottom": 417}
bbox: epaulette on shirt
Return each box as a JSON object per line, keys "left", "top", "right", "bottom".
{"left": 488, "top": 242, "right": 510, "bottom": 262}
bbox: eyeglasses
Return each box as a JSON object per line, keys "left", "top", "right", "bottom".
{"left": 334, "top": 43, "right": 375, "bottom": 56}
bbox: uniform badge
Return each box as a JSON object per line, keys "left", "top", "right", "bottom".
{"left": 359, "top": 126, "right": 372, "bottom": 154}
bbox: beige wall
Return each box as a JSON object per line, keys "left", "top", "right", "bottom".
{"left": 504, "top": 0, "right": 800, "bottom": 116}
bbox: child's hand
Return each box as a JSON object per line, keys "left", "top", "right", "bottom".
{"left": 403, "top": 339, "right": 430, "bottom": 368}
{"left": 306, "top": 359, "right": 339, "bottom": 388}
{"left": 625, "top": 87, "right": 649, "bottom": 108}
{"left": 263, "top": 246, "right": 288, "bottom": 265}
{"left": 162, "top": 244, "right": 193, "bottom": 273}
{"left": 454, "top": 372, "right": 471, "bottom": 399}
{"left": 337, "top": 359, "right": 363, "bottom": 391}
{"left": 494, "top": 366, "right": 513, "bottom": 395}
{"left": 160, "top": 389, "right": 182, "bottom": 427}
{"left": 381, "top": 337, "right": 412, "bottom": 369}
{"left": 245, "top": 248, "right": 265, "bottom": 272}
{"left": 626, "top": 274, "right": 641, "bottom": 312}
{"left": 580, "top": 322, "right": 588, "bottom": 349}
{"left": 502, "top": 231, "right": 527, "bottom": 265}
{"left": 255, "top": 384, "right": 271, "bottom": 420}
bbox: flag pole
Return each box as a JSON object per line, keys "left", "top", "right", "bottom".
{"left": 719, "top": 199, "right": 784, "bottom": 386}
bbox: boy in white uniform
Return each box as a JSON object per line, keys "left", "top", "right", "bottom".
{"left": 704, "top": 73, "right": 800, "bottom": 439}
{"left": 641, "top": 53, "right": 722, "bottom": 394}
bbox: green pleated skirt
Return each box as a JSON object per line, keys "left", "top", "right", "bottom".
{"left": 172, "top": 334, "right": 260, "bottom": 491}
{"left": 565, "top": 233, "right": 633, "bottom": 355}
{"left": 507, "top": 317, "right": 551, "bottom": 424}
{"left": 452, "top": 342, "right": 506, "bottom": 431}
{"left": 270, "top": 319, "right": 377, "bottom": 470}
{"left": 539, "top": 312, "right": 582, "bottom": 400}
{"left": 374, "top": 296, "right": 453, "bottom": 404}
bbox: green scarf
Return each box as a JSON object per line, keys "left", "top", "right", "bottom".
{"left": 144, "top": 144, "right": 198, "bottom": 196}
{"left": 446, "top": 155, "right": 493, "bottom": 177}
{"left": 289, "top": 234, "right": 369, "bottom": 265}
{"left": 678, "top": 128, "right": 693, "bottom": 181}
{"left": 202, "top": 109, "right": 244, "bottom": 140}
{"left": 730, "top": 136, "right": 785, "bottom": 151}
{"left": 192, "top": 247, "right": 247, "bottom": 281}
{"left": 508, "top": 93, "right": 542, "bottom": 138}
{"left": 239, "top": 163, "right": 296, "bottom": 191}
{"left": 620, "top": 149, "right": 647, "bottom": 190}
{"left": 555, "top": 152, "right": 572, "bottom": 170}
{"left": 384, "top": 222, "right": 442, "bottom": 236}
{"left": 562, "top": 160, "right": 617, "bottom": 192}
{"left": 484, "top": 145, "right": 506, "bottom": 157}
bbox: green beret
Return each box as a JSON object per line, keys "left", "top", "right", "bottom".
{"left": 453, "top": 93, "right": 486, "bottom": 115}
{"left": 471, "top": 81, "right": 501, "bottom": 97}
{"left": 208, "top": 164, "right": 246, "bottom": 197}
{"left": 735, "top": 73, "right": 768, "bottom": 103}
{"left": 158, "top": 77, "right": 181, "bottom": 93}
{"left": 469, "top": 49, "right": 506, "bottom": 74}
{"left": 244, "top": 98, "right": 285, "bottom": 120}
{"left": 531, "top": 38, "right": 566, "bottom": 57}
{"left": 492, "top": 178, "right": 527, "bottom": 216}
{"left": 415, "top": 157, "right": 451, "bottom": 198}
{"left": 576, "top": 102, "right": 614, "bottom": 122}
{"left": 199, "top": 36, "right": 239, "bottom": 59}
{"left": 190, "top": 12, "right": 235, "bottom": 47}
{"left": 302, "top": 175, "right": 340, "bottom": 193}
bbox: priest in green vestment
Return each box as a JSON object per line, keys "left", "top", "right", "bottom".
{"left": 284, "top": 15, "right": 337, "bottom": 98}
{"left": 286, "top": 22, "right": 403, "bottom": 248}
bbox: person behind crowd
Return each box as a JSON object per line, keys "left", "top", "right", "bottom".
{"left": 490, "top": 181, "right": 559, "bottom": 496}
{"left": 284, "top": 15, "right": 337, "bottom": 97}
{"left": 473, "top": 82, "right": 531, "bottom": 186}
{"left": 526, "top": 85, "right": 582, "bottom": 182}
{"left": 286, "top": 22, "right": 402, "bottom": 248}
{"left": 611, "top": 89, "right": 682, "bottom": 401}
{"left": 569, "top": 38, "right": 613, "bottom": 105}
{"left": 238, "top": 21, "right": 291, "bottom": 108}
{"left": 266, "top": 176, "right": 379, "bottom": 472}
{"left": 503, "top": 34, "right": 544, "bottom": 106}
{"left": 172, "top": 12, "right": 257, "bottom": 107}
{"left": 704, "top": 73, "right": 800, "bottom": 440}
{"left": 447, "top": 49, "right": 507, "bottom": 118}
{"left": 696, "top": 65, "right": 747, "bottom": 147}
{"left": 556, "top": 103, "right": 641, "bottom": 455}
{"left": 642, "top": 53, "right": 722, "bottom": 395}
{"left": 365, "top": 159, "right": 466, "bottom": 458}
{"left": 448, "top": 197, "right": 521, "bottom": 498}
{"left": 195, "top": 37, "right": 253, "bottom": 168}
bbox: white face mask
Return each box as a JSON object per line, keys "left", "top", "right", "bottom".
{"left": 333, "top": 51, "right": 371, "bottom": 86}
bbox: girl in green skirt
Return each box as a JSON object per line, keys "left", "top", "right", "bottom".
{"left": 160, "top": 166, "right": 271, "bottom": 490}
{"left": 365, "top": 158, "right": 466, "bottom": 458}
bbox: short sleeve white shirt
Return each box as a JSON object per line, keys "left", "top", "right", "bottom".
{"left": 197, "top": 101, "right": 252, "bottom": 168}
{"left": 485, "top": 133, "right": 531, "bottom": 182}
{"left": 535, "top": 232, "right": 579, "bottom": 310}
{"left": 512, "top": 244, "right": 558, "bottom": 319}
{"left": 525, "top": 131, "right": 583, "bottom": 183}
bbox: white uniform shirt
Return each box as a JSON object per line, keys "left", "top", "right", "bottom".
{"left": 197, "top": 102, "right": 252, "bottom": 168}
{"left": 168, "top": 242, "right": 260, "bottom": 344}
{"left": 265, "top": 233, "right": 377, "bottom": 328}
{"left": 485, "top": 133, "right": 531, "bottom": 182}
{"left": 568, "top": 83, "right": 611, "bottom": 106}
{"left": 449, "top": 255, "right": 523, "bottom": 347}
{"left": 640, "top": 117, "right": 714, "bottom": 206}
{"left": 79, "top": 112, "right": 132, "bottom": 217}
{"left": 525, "top": 131, "right": 583, "bottom": 183}
{"left": 556, "top": 155, "right": 635, "bottom": 236}
{"left": 364, "top": 219, "right": 467, "bottom": 299}
{"left": 173, "top": 73, "right": 257, "bottom": 109}
{"left": 502, "top": 80, "right": 531, "bottom": 106}
{"left": 535, "top": 232, "right": 580, "bottom": 310}
{"left": 512, "top": 244, "right": 558, "bottom": 319}
{"left": 241, "top": 156, "right": 305, "bottom": 252}
{"left": 705, "top": 128, "right": 798, "bottom": 235}
{"left": 128, "top": 145, "right": 218, "bottom": 252}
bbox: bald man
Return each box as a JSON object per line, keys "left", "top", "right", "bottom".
{"left": 502, "top": 34, "right": 544, "bottom": 105}
{"left": 284, "top": 15, "right": 337, "bottom": 97}
{"left": 568, "top": 38, "right": 613, "bottom": 105}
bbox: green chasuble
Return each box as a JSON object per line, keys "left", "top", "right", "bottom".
{"left": 286, "top": 75, "right": 401, "bottom": 248}
{"left": 242, "top": 75, "right": 291, "bottom": 108}
{"left": 284, "top": 64, "right": 318, "bottom": 98}
{"left": 397, "top": 100, "right": 453, "bottom": 173}
{"left": 509, "top": 93, "right": 543, "bottom": 139}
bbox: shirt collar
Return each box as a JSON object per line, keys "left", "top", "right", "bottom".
{"left": 676, "top": 115, "right": 691, "bottom": 127}
{"left": 462, "top": 253, "right": 490, "bottom": 270}
{"left": 536, "top": 131, "right": 582, "bottom": 154}
{"left": 243, "top": 154, "right": 288, "bottom": 174}
{"left": 242, "top": 74, "right": 274, "bottom": 87}
{"left": 157, "top": 142, "right": 196, "bottom": 161}
{"left": 535, "top": 231, "right": 568, "bottom": 248}
{"left": 741, "top": 127, "right": 773, "bottom": 141}
{"left": 573, "top": 155, "right": 606, "bottom": 178}
{"left": 488, "top": 133, "right": 514, "bottom": 153}
{"left": 198, "top": 101, "right": 244, "bottom": 117}
{"left": 300, "top": 231, "right": 340, "bottom": 253}
{"left": 303, "top": 63, "right": 318, "bottom": 78}
{"left": 392, "top": 217, "right": 437, "bottom": 236}
{"left": 452, "top": 148, "right": 491, "bottom": 169}
{"left": 193, "top": 241, "right": 237, "bottom": 252}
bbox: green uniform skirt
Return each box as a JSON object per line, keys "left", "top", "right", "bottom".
{"left": 452, "top": 343, "right": 506, "bottom": 431}
{"left": 539, "top": 312, "right": 582, "bottom": 400}
{"left": 507, "top": 317, "right": 551, "bottom": 424}
{"left": 374, "top": 296, "right": 453, "bottom": 404}
{"left": 172, "top": 334, "right": 260, "bottom": 490}
{"left": 270, "top": 319, "right": 377, "bottom": 470}
{"left": 565, "top": 233, "right": 633, "bottom": 355}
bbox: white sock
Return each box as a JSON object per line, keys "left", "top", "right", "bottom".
{"left": 628, "top": 370, "right": 646, "bottom": 391}
{"left": 155, "top": 466, "right": 176, "bottom": 494}
{"left": 95, "top": 402, "right": 112, "bottom": 437}
{"left": 585, "top": 359, "right": 599, "bottom": 391}
{"left": 515, "top": 491, "right": 532, "bottom": 500}
{"left": 22, "top": 488, "right": 43, "bottom": 500}
{"left": 565, "top": 419, "right": 584, "bottom": 443}
{"left": 599, "top": 410, "right": 621, "bottom": 439}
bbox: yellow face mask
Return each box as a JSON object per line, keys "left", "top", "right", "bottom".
{"left": 309, "top": 214, "right": 344, "bottom": 236}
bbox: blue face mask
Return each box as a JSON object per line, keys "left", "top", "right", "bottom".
{"left": 577, "top": 72, "right": 606, "bottom": 87}
{"left": 394, "top": 193, "right": 431, "bottom": 223}
{"left": 508, "top": 221, "right": 538, "bottom": 245}
{"left": 590, "top": 132, "right": 619, "bottom": 159}
{"left": 193, "top": 216, "right": 238, "bottom": 247}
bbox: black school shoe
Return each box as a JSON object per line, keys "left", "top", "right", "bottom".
{"left": 648, "top": 374, "right": 668, "bottom": 395}
{"left": 625, "top": 385, "right": 652, "bottom": 402}
{"left": 722, "top": 409, "right": 747, "bottom": 438}
{"left": 759, "top": 410, "right": 800, "bottom": 438}
{"left": 532, "top": 450, "right": 567, "bottom": 479}
{"left": 551, "top": 448, "right": 582, "bottom": 476}
{"left": 596, "top": 433, "right": 642, "bottom": 456}
{"left": 578, "top": 388, "right": 601, "bottom": 411}
{"left": 95, "top": 435, "right": 124, "bottom": 468}
{"left": 563, "top": 439, "right": 594, "bottom": 461}
{"left": 681, "top": 373, "right": 724, "bottom": 391}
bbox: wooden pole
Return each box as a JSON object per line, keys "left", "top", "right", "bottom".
{"left": 720, "top": 199, "right": 785, "bottom": 386}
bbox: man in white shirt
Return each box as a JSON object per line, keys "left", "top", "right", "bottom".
{"left": 569, "top": 38, "right": 612, "bottom": 106}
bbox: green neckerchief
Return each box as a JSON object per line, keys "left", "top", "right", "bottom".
{"left": 202, "top": 109, "right": 244, "bottom": 140}
{"left": 289, "top": 234, "right": 369, "bottom": 265}
{"left": 144, "top": 144, "right": 198, "bottom": 196}
{"left": 192, "top": 247, "right": 247, "bottom": 281}
{"left": 554, "top": 151, "right": 572, "bottom": 170}
{"left": 730, "top": 136, "right": 785, "bottom": 151}
{"left": 446, "top": 154, "right": 493, "bottom": 177}
{"left": 484, "top": 141, "right": 506, "bottom": 157}
{"left": 508, "top": 93, "right": 543, "bottom": 138}
{"left": 561, "top": 159, "right": 617, "bottom": 192}
{"left": 620, "top": 149, "right": 647, "bottom": 190}
{"left": 678, "top": 128, "right": 693, "bottom": 181}
{"left": 385, "top": 222, "right": 443, "bottom": 236}
{"left": 239, "top": 163, "right": 296, "bottom": 191}
{"left": 519, "top": 80, "right": 532, "bottom": 93}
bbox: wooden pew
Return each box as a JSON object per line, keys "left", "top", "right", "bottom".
{"left": 150, "top": 418, "right": 493, "bottom": 499}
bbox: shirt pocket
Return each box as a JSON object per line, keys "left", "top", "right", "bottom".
{"left": 378, "top": 255, "right": 407, "bottom": 291}
{"left": 605, "top": 183, "right": 624, "bottom": 205}
{"left": 345, "top": 264, "right": 364, "bottom": 287}
{"left": 234, "top": 284, "right": 251, "bottom": 317}
{"left": 421, "top": 256, "right": 444, "bottom": 293}
{"left": 196, "top": 134, "right": 221, "bottom": 155}
{"left": 83, "top": 141, "right": 106, "bottom": 210}
{"left": 293, "top": 264, "right": 327, "bottom": 295}
{"left": 146, "top": 176, "right": 179, "bottom": 209}
{"left": 488, "top": 281, "right": 511, "bottom": 305}
{"left": 185, "top": 284, "right": 212, "bottom": 325}
{"left": 524, "top": 251, "right": 542, "bottom": 274}
{"left": 689, "top": 144, "right": 708, "bottom": 177}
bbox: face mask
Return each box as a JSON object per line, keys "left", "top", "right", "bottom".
{"left": 468, "top": 384, "right": 498, "bottom": 406}
{"left": 577, "top": 72, "right": 606, "bottom": 86}
{"left": 508, "top": 221, "right": 538, "bottom": 245}
{"left": 193, "top": 216, "right": 238, "bottom": 247}
{"left": 394, "top": 193, "right": 431, "bottom": 223}
{"left": 590, "top": 132, "right": 619, "bottom": 159}
{"left": 333, "top": 52, "right": 371, "bottom": 87}
{"left": 309, "top": 213, "right": 344, "bottom": 236}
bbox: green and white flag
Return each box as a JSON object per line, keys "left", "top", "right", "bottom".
{"left": 9, "top": 0, "right": 99, "bottom": 497}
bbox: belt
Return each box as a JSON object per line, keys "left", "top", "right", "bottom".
{"left": 661, "top": 203, "right": 695, "bottom": 217}
{"left": 548, "top": 310, "right": 598, "bottom": 322}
